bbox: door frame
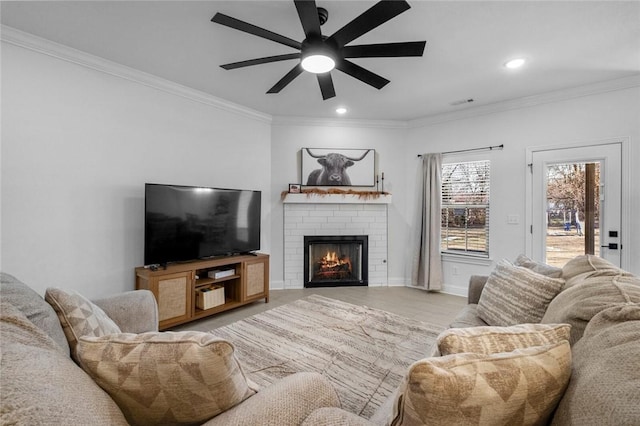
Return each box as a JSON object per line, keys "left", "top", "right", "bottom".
{"left": 525, "top": 137, "right": 630, "bottom": 269}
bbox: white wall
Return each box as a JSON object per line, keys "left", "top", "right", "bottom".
{"left": 3, "top": 36, "right": 638, "bottom": 300}
{"left": 405, "top": 86, "right": 640, "bottom": 294}
{"left": 270, "top": 121, "right": 407, "bottom": 288}
{"left": 1, "top": 43, "right": 272, "bottom": 298}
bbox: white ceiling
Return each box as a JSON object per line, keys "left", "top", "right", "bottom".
{"left": 2, "top": 1, "right": 639, "bottom": 121}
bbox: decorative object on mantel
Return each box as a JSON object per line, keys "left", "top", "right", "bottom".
{"left": 302, "top": 148, "right": 375, "bottom": 186}
{"left": 288, "top": 183, "right": 301, "bottom": 193}
{"left": 281, "top": 187, "right": 390, "bottom": 201}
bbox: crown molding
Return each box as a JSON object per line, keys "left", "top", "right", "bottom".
{"left": 271, "top": 114, "right": 407, "bottom": 129}
{"left": 408, "top": 74, "right": 640, "bottom": 128}
{"left": 1, "top": 25, "right": 272, "bottom": 124}
{"left": 3, "top": 25, "right": 638, "bottom": 128}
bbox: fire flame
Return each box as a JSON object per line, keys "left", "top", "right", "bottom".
{"left": 320, "top": 251, "right": 351, "bottom": 270}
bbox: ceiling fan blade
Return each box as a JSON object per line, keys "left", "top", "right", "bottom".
{"left": 336, "top": 59, "right": 390, "bottom": 90}
{"left": 212, "top": 13, "right": 302, "bottom": 50}
{"left": 317, "top": 73, "right": 336, "bottom": 100}
{"left": 221, "top": 53, "right": 301, "bottom": 70}
{"left": 327, "top": 0, "right": 411, "bottom": 48}
{"left": 267, "top": 64, "right": 304, "bottom": 94}
{"left": 343, "top": 41, "right": 426, "bottom": 58}
{"left": 294, "top": 0, "right": 321, "bottom": 39}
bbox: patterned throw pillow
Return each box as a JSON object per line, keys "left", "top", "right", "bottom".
{"left": 45, "top": 287, "right": 121, "bottom": 359}
{"left": 437, "top": 323, "right": 571, "bottom": 356}
{"left": 477, "top": 260, "right": 565, "bottom": 326}
{"left": 514, "top": 254, "right": 562, "bottom": 278}
{"left": 76, "top": 331, "right": 256, "bottom": 426}
{"left": 392, "top": 341, "right": 572, "bottom": 426}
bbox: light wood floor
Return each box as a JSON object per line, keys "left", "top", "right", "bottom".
{"left": 171, "top": 286, "right": 467, "bottom": 333}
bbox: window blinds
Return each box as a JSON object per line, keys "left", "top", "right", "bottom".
{"left": 441, "top": 160, "right": 490, "bottom": 256}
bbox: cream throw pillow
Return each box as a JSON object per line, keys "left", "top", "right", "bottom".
{"left": 514, "top": 254, "right": 562, "bottom": 278}
{"left": 76, "top": 331, "right": 256, "bottom": 426}
{"left": 561, "top": 254, "right": 629, "bottom": 281}
{"left": 45, "top": 287, "right": 121, "bottom": 360}
{"left": 477, "top": 260, "right": 565, "bottom": 326}
{"left": 551, "top": 304, "right": 640, "bottom": 425}
{"left": 392, "top": 341, "right": 572, "bottom": 426}
{"left": 437, "top": 323, "right": 571, "bottom": 356}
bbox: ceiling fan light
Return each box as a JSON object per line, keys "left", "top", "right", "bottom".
{"left": 301, "top": 54, "right": 335, "bottom": 74}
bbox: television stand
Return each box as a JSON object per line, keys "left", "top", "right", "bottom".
{"left": 135, "top": 253, "right": 269, "bottom": 330}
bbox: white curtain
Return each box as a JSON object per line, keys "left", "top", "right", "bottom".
{"left": 411, "top": 153, "right": 443, "bottom": 291}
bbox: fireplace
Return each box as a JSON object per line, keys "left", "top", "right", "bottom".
{"left": 304, "top": 235, "right": 368, "bottom": 287}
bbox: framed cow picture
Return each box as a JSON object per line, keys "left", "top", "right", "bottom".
{"left": 301, "top": 148, "right": 375, "bottom": 187}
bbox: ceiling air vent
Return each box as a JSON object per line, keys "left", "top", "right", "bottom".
{"left": 450, "top": 98, "right": 474, "bottom": 106}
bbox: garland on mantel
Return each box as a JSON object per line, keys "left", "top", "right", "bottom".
{"left": 281, "top": 188, "right": 390, "bottom": 201}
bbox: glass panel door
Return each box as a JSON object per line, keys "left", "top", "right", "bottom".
{"left": 545, "top": 162, "right": 600, "bottom": 267}
{"left": 531, "top": 143, "right": 621, "bottom": 267}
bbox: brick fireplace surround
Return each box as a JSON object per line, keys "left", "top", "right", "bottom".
{"left": 283, "top": 193, "right": 392, "bottom": 289}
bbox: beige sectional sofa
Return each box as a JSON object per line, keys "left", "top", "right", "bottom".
{"left": 3, "top": 254, "right": 639, "bottom": 425}
{"left": 460, "top": 255, "right": 640, "bottom": 425}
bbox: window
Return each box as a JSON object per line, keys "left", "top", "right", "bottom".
{"left": 441, "top": 160, "right": 490, "bottom": 257}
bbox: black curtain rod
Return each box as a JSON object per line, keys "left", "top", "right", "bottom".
{"left": 417, "top": 144, "right": 504, "bottom": 157}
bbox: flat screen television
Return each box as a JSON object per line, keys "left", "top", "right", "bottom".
{"left": 144, "top": 183, "right": 261, "bottom": 265}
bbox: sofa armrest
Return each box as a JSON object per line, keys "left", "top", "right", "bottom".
{"left": 202, "top": 372, "right": 341, "bottom": 426}
{"left": 302, "top": 407, "right": 378, "bottom": 426}
{"left": 93, "top": 290, "right": 158, "bottom": 333}
{"left": 468, "top": 275, "right": 489, "bottom": 304}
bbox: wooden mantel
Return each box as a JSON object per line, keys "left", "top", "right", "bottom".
{"left": 282, "top": 193, "right": 392, "bottom": 204}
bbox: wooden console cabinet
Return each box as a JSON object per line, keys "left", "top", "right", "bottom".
{"left": 135, "top": 253, "right": 269, "bottom": 330}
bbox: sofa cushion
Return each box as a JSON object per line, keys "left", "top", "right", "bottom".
{"left": 514, "top": 254, "right": 562, "bottom": 278}
{"left": 561, "top": 254, "right": 631, "bottom": 282}
{"left": 1, "top": 272, "right": 69, "bottom": 354}
{"left": 477, "top": 260, "right": 565, "bottom": 326}
{"left": 302, "top": 407, "right": 375, "bottom": 426}
{"left": 45, "top": 287, "right": 121, "bottom": 359}
{"left": 449, "top": 304, "right": 489, "bottom": 328}
{"left": 203, "top": 372, "right": 341, "bottom": 426}
{"left": 551, "top": 304, "right": 640, "bottom": 425}
{"left": 76, "top": 331, "right": 256, "bottom": 426}
{"left": 0, "top": 301, "right": 128, "bottom": 425}
{"left": 437, "top": 323, "right": 571, "bottom": 356}
{"left": 541, "top": 274, "right": 640, "bottom": 344}
{"left": 392, "top": 341, "right": 571, "bottom": 426}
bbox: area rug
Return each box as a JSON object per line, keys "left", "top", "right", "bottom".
{"left": 209, "top": 294, "right": 444, "bottom": 419}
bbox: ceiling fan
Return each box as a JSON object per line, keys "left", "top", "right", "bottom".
{"left": 211, "top": 0, "right": 426, "bottom": 100}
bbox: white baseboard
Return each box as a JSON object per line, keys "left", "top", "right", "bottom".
{"left": 387, "top": 277, "right": 407, "bottom": 287}
{"left": 441, "top": 283, "right": 467, "bottom": 297}
{"left": 269, "top": 280, "right": 285, "bottom": 290}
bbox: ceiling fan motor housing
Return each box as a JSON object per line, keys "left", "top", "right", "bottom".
{"left": 301, "top": 38, "right": 336, "bottom": 73}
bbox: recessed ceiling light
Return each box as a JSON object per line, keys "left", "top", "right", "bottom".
{"left": 336, "top": 107, "right": 347, "bottom": 114}
{"left": 504, "top": 58, "right": 526, "bottom": 69}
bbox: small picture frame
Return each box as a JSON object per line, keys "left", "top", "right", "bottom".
{"left": 289, "top": 184, "right": 301, "bottom": 193}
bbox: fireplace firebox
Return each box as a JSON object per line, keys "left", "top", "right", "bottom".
{"left": 304, "top": 235, "right": 368, "bottom": 288}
